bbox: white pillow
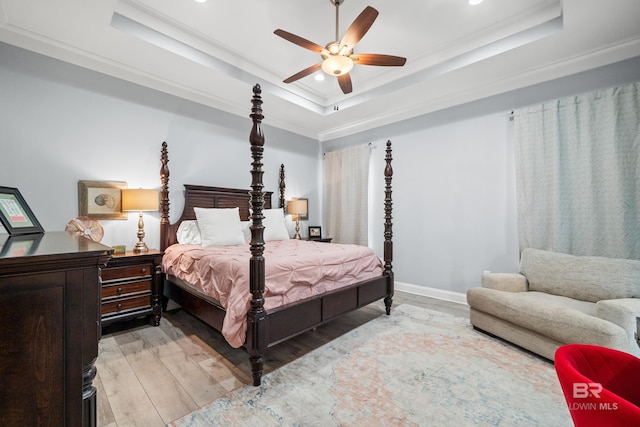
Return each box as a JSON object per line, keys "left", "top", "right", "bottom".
{"left": 176, "top": 220, "right": 202, "bottom": 245}
{"left": 194, "top": 207, "right": 245, "bottom": 246}
{"left": 240, "top": 221, "right": 251, "bottom": 242}
{"left": 262, "top": 208, "right": 291, "bottom": 241}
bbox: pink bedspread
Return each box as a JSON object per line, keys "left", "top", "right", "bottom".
{"left": 162, "top": 239, "right": 384, "bottom": 348}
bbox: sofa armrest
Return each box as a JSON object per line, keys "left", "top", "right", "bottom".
{"left": 481, "top": 272, "right": 528, "bottom": 292}
{"left": 596, "top": 298, "right": 640, "bottom": 357}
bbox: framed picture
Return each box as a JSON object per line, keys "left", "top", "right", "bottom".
{"left": 0, "top": 186, "right": 45, "bottom": 235}
{"left": 78, "top": 180, "right": 128, "bottom": 220}
{"left": 308, "top": 226, "right": 322, "bottom": 239}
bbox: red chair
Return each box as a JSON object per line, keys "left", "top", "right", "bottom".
{"left": 554, "top": 344, "right": 640, "bottom": 426}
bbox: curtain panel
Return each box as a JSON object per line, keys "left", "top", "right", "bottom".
{"left": 325, "top": 144, "right": 370, "bottom": 245}
{"left": 513, "top": 82, "right": 640, "bottom": 259}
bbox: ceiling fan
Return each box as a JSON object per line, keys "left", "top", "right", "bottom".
{"left": 274, "top": 0, "right": 407, "bottom": 94}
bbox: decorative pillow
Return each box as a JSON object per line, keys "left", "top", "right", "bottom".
{"left": 262, "top": 208, "right": 291, "bottom": 241}
{"left": 176, "top": 220, "right": 202, "bottom": 245}
{"left": 194, "top": 207, "right": 245, "bottom": 246}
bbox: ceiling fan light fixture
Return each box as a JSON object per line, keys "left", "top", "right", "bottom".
{"left": 321, "top": 55, "right": 353, "bottom": 76}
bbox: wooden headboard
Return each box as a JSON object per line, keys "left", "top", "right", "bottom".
{"left": 159, "top": 144, "right": 274, "bottom": 250}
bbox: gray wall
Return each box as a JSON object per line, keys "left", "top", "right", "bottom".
{"left": 2, "top": 42, "right": 638, "bottom": 297}
{"left": 322, "top": 56, "right": 640, "bottom": 295}
{"left": 324, "top": 113, "right": 519, "bottom": 295}
{"left": 0, "top": 43, "right": 320, "bottom": 251}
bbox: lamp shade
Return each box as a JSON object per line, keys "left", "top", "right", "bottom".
{"left": 121, "top": 189, "right": 159, "bottom": 212}
{"left": 287, "top": 199, "right": 308, "bottom": 219}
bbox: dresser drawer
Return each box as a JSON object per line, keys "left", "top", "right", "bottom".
{"left": 102, "top": 279, "right": 151, "bottom": 299}
{"left": 101, "top": 263, "right": 153, "bottom": 282}
{"left": 102, "top": 295, "right": 151, "bottom": 316}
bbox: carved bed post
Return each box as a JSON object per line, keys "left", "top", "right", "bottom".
{"left": 248, "top": 84, "right": 267, "bottom": 386}
{"left": 384, "top": 140, "right": 394, "bottom": 315}
{"left": 160, "top": 141, "right": 170, "bottom": 252}
{"left": 279, "top": 164, "right": 285, "bottom": 210}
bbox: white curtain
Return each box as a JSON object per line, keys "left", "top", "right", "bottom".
{"left": 325, "top": 144, "right": 370, "bottom": 245}
{"left": 514, "top": 82, "right": 640, "bottom": 259}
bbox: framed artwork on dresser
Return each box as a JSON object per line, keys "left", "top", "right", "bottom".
{"left": 78, "top": 180, "right": 128, "bottom": 220}
{"left": 0, "top": 186, "right": 44, "bottom": 235}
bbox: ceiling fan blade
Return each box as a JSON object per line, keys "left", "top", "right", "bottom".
{"left": 337, "top": 73, "right": 353, "bottom": 94}
{"left": 274, "top": 29, "right": 328, "bottom": 55}
{"left": 351, "top": 54, "right": 407, "bottom": 67}
{"left": 339, "top": 6, "right": 378, "bottom": 51}
{"left": 283, "top": 63, "right": 323, "bottom": 83}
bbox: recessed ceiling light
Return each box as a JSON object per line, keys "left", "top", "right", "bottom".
{"left": 469, "top": 0, "right": 484, "bottom": 5}
{"left": 314, "top": 73, "right": 325, "bottom": 82}
{"left": 194, "top": 0, "right": 207, "bottom": 3}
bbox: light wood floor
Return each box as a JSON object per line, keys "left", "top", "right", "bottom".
{"left": 96, "top": 291, "right": 470, "bottom": 426}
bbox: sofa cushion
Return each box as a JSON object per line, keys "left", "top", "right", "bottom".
{"left": 519, "top": 248, "right": 640, "bottom": 302}
{"left": 467, "top": 288, "right": 629, "bottom": 348}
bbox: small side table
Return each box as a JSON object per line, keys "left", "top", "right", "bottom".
{"left": 303, "top": 237, "right": 333, "bottom": 243}
{"left": 100, "top": 249, "right": 163, "bottom": 329}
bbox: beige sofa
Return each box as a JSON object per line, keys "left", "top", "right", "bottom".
{"left": 466, "top": 248, "right": 640, "bottom": 359}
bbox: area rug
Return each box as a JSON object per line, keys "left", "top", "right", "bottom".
{"left": 169, "top": 305, "right": 571, "bottom": 426}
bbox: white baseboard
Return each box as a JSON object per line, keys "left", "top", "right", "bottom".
{"left": 395, "top": 281, "right": 468, "bottom": 305}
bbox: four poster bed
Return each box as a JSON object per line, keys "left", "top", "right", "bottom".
{"left": 159, "top": 84, "right": 394, "bottom": 386}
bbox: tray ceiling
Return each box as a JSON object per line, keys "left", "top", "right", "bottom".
{"left": 1, "top": 0, "right": 639, "bottom": 140}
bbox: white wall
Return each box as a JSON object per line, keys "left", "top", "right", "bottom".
{"left": 0, "top": 43, "right": 319, "bottom": 250}
{"left": 2, "top": 42, "right": 636, "bottom": 297}
{"left": 321, "top": 57, "right": 640, "bottom": 296}
{"left": 328, "top": 114, "right": 520, "bottom": 295}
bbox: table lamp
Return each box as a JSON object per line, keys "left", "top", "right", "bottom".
{"left": 287, "top": 198, "right": 308, "bottom": 239}
{"left": 121, "top": 188, "right": 159, "bottom": 253}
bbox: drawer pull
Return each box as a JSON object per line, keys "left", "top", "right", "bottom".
{"left": 116, "top": 303, "right": 122, "bottom": 312}
{"left": 116, "top": 287, "right": 123, "bottom": 295}
{"left": 140, "top": 267, "right": 147, "bottom": 274}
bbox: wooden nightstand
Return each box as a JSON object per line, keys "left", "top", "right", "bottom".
{"left": 304, "top": 237, "right": 333, "bottom": 243}
{"left": 100, "top": 249, "right": 163, "bottom": 329}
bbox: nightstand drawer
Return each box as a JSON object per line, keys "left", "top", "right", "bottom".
{"left": 102, "top": 279, "right": 152, "bottom": 299}
{"left": 100, "top": 249, "right": 163, "bottom": 329}
{"left": 102, "top": 263, "right": 153, "bottom": 282}
{"left": 102, "top": 295, "right": 151, "bottom": 316}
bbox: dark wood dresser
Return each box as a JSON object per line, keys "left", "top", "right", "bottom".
{"left": 0, "top": 232, "right": 112, "bottom": 427}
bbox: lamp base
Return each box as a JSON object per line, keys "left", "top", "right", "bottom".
{"left": 293, "top": 218, "right": 301, "bottom": 239}
{"left": 133, "top": 211, "right": 149, "bottom": 253}
{"left": 132, "top": 241, "right": 149, "bottom": 253}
